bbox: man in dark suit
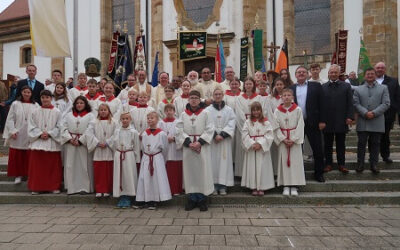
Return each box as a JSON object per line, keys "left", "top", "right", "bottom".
{"left": 16, "top": 64, "right": 44, "bottom": 105}
{"left": 374, "top": 62, "right": 400, "bottom": 163}
{"left": 321, "top": 64, "right": 354, "bottom": 174}
{"left": 290, "top": 66, "right": 326, "bottom": 182}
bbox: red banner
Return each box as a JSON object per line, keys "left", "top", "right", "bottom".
{"left": 337, "top": 30, "right": 348, "bottom": 74}
{"left": 107, "top": 31, "right": 120, "bottom": 74}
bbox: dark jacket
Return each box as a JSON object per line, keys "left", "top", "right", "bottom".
{"left": 16, "top": 79, "right": 44, "bottom": 105}
{"left": 290, "top": 81, "right": 324, "bottom": 128}
{"left": 321, "top": 80, "right": 354, "bottom": 133}
{"left": 381, "top": 75, "right": 400, "bottom": 122}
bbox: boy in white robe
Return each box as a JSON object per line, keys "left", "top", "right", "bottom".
{"left": 176, "top": 90, "right": 215, "bottom": 212}
{"left": 241, "top": 101, "right": 275, "bottom": 196}
{"left": 61, "top": 96, "right": 95, "bottom": 194}
{"left": 85, "top": 79, "right": 103, "bottom": 116}
{"left": 158, "top": 104, "right": 183, "bottom": 195}
{"left": 157, "top": 85, "right": 175, "bottom": 119}
{"left": 206, "top": 87, "right": 236, "bottom": 195}
{"left": 174, "top": 80, "right": 191, "bottom": 117}
{"left": 28, "top": 90, "right": 63, "bottom": 194}
{"left": 112, "top": 111, "right": 141, "bottom": 208}
{"left": 274, "top": 89, "right": 305, "bottom": 196}
{"left": 136, "top": 112, "right": 171, "bottom": 210}
{"left": 68, "top": 73, "right": 88, "bottom": 101}
{"left": 131, "top": 91, "right": 155, "bottom": 135}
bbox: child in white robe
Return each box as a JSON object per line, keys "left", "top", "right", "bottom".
{"left": 274, "top": 88, "right": 305, "bottom": 196}
{"left": 122, "top": 88, "right": 139, "bottom": 112}
{"left": 234, "top": 77, "right": 262, "bottom": 177}
{"left": 157, "top": 85, "right": 175, "bottom": 119}
{"left": 158, "top": 104, "right": 183, "bottom": 195}
{"left": 136, "top": 112, "right": 171, "bottom": 209}
{"left": 3, "top": 85, "right": 38, "bottom": 184}
{"left": 28, "top": 90, "right": 63, "bottom": 194}
{"left": 223, "top": 78, "right": 241, "bottom": 110}
{"left": 68, "top": 73, "right": 88, "bottom": 101}
{"left": 131, "top": 91, "right": 155, "bottom": 135}
{"left": 206, "top": 87, "right": 236, "bottom": 195}
{"left": 85, "top": 79, "right": 103, "bottom": 116}
{"left": 61, "top": 96, "right": 95, "bottom": 194}
{"left": 85, "top": 103, "right": 117, "bottom": 197}
{"left": 174, "top": 80, "right": 190, "bottom": 117}
{"left": 112, "top": 111, "right": 141, "bottom": 208}
{"left": 241, "top": 101, "right": 275, "bottom": 196}
{"left": 52, "top": 82, "right": 72, "bottom": 117}
{"left": 97, "top": 82, "right": 122, "bottom": 117}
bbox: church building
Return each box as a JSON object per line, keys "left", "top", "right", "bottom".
{"left": 0, "top": 0, "right": 398, "bottom": 82}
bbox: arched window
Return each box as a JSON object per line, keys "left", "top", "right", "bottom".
{"left": 19, "top": 44, "right": 33, "bottom": 67}
{"left": 112, "top": 0, "right": 135, "bottom": 36}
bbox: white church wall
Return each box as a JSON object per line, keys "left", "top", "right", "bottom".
{"left": 2, "top": 39, "right": 51, "bottom": 82}
{"left": 344, "top": 0, "right": 363, "bottom": 75}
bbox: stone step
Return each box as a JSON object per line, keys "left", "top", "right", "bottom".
{"left": 0, "top": 191, "right": 399, "bottom": 205}
{"left": 333, "top": 146, "right": 400, "bottom": 153}
{"left": 2, "top": 179, "right": 400, "bottom": 193}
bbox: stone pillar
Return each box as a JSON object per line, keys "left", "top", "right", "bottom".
{"left": 135, "top": 0, "right": 141, "bottom": 36}
{"left": 151, "top": 0, "right": 163, "bottom": 71}
{"left": 330, "top": 0, "right": 344, "bottom": 49}
{"left": 283, "top": 0, "right": 295, "bottom": 62}
{"left": 363, "top": 0, "right": 398, "bottom": 76}
{"left": 100, "top": 0, "right": 112, "bottom": 77}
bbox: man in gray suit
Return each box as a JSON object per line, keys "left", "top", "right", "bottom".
{"left": 353, "top": 68, "right": 390, "bottom": 174}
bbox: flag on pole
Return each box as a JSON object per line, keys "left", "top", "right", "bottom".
{"left": 28, "top": 0, "right": 71, "bottom": 57}
{"left": 215, "top": 38, "right": 222, "bottom": 82}
{"left": 114, "top": 36, "right": 133, "bottom": 87}
{"left": 253, "top": 29, "right": 263, "bottom": 71}
{"left": 151, "top": 51, "right": 159, "bottom": 87}
{"left": 275, "top": 38, "right": 288, "bottom": 73}
{"left": 219, "top": 39, "right": 226, "bottom": 81}
{"left": 357, "top": 39, "right": 372, "bottom": 83}
{"left": 134, "top": 35, "right": 146, "bottom": 75}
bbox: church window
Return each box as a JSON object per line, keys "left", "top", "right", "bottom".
{"left": 19, "top": 44, "right": 33, "bottom": 68}
{"left": 112, "top": 0, "right": 135, "bottom": 36}
{"left": 294, "top": 0, "right": 330, "bottom": 56}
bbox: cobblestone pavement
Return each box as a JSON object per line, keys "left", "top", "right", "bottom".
{"left": 0, "top": 204, "right": 399, "bottom": 249}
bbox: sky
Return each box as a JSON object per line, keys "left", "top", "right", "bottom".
{"left": 0, "top": 0, "right": 14, "bottom": 13}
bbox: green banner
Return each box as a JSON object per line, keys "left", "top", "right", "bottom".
{"left": 179, "top": 31, "right": 207, "bottom": 61}
{"left": 357, "top": 39, "right": 372, "bottom": 83}
{"left": 240, "top": 37, "right": 248, "bottom": 82}
{"left": 253, "top": 29, "right": 263, "bottom": 71}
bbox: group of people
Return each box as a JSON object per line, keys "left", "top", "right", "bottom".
{"left": 3, "top": 60, "right": 399, "bottom": 211}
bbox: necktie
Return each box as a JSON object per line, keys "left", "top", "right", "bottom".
{"left": 28, "top": 80, "right": 32, "bottom": 89}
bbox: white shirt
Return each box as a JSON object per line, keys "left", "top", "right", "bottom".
{"left": 296, "top": 81, "right": 308, "bottom": 119}
{"left": 376, "top": 75, "right": 384, "bottom": 85}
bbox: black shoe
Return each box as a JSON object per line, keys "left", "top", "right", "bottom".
{"left": 356, "top": 163, "right": 364, "bottom": 173}
{"left": 198, "top": 200, "right": 208, "bottom": 212}
{"left": 370, "top": 165, "right": 380, "bottom": 174}
{"left": 184, "top": 199, "right": 197, "bottom": 211}
{"left": 315, "top": 175, "right": 325, "bottom": 183}
{"left": 383, "top": 158, "right": 393, "bottom": 164}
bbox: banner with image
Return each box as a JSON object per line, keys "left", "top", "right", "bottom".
{"left": 179, "top": 31, "right": 207, "bottom": 61}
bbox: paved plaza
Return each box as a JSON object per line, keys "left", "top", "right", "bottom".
{"left": 0, "top": 204, "right": 399, "bottom": 249}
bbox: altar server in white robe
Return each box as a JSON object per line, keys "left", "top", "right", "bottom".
{"left": 52, "top": 83, "right": 72, "bottom": 117}
{"left": 174, "top": 80, "right": 190, "bottom": 117}
{"left": 136, "top": 112, "right": 171, "bottom": 210}
{"left": 85, "top": 103, "right": 117, "bottom": 197}
{"left": 206, "top": 87, "right": 236, "bottom": 195}
{"left": 85, "top": 79, "right": 103, "bottom": 116}
{"left": 223, "top": 77, "right": 241, "bottom": 110}
{"left": 3, "top": 86, "right": 38, "bottom": 184}
{"left": 220, "top": 66, "right": 244, "bottom": 91}
{"left": 97, "top": 82, "right": 122, "bottom": 117}
{"left": 274, "top": 89, "right": 305, "bottom": 196}
{"left": 28, "top": 90, "right": 63, "bottom": 194}
{"left": 112, "top": 110, "right": 141, "bottom": 208}
{"left": 241, "top": 101, "right": 275, "bottom": 196}
{"left": 234, "top": 77, "right": 262, "bottom": 177}
{"left": 176, "top": 90, "right": 215, "bottom": 212}
{"left": 157, "top": 85, "right": 175, "bottom": 119}
{"left": 131, "top": 91, "right": 155, "bottom": 135}
{"left": 68, "top": 73, "right": 88, "bottom": 101}
{"left": 61, "top": 96, "right": 95, "bottom": 194}
{"left": 122, "top": 88, "right": 139, "bottom": 111}
{"left": 151, "top": 72, "right": 170, "bottom": 108}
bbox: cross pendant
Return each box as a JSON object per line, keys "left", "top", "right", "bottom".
{"left": 147, "top": 144, "right": 151, "bottom": 151}
{"left": 190, "top": 117, "right": 196, "bottom": 125}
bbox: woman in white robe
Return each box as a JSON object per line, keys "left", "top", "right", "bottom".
{"left": 3, "top": 86, "right": 38, "bottom": 183}
{"left": 234, "top": 77, "right": 262, "bottom": 177}
{"left": 61, "top": 96, "right": 95, "bottom": 194}
{"left": 112, "top": 112, "right": 141, "bottom": 207}
{"left": 274, "top": 100, "right": 305, "bottom": 196}
{"left": 241, "top": 102, "right": 275, "bottom": 195}
{"left": 206, "top": 87, "right": 236, "bottom": 195}
{"left": 136, "top": 112, "right": 171, "bottom": 208}
{"left": 52, "top": 83, "right": 72, "bottom": 117}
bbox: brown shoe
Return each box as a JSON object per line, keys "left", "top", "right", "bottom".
{"left": 323, "top": 165, "right": 332, "bottom": 173}
{"left": 338, "top": 165, "right": 349, "bottom": 174}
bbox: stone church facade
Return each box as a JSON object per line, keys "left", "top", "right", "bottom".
{"left": 0, "top": 0, "right": 398, "bottom": 82}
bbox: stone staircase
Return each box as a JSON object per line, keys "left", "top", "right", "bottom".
{"left": 0, "top": 127, "right": 399, "bottom": 206}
